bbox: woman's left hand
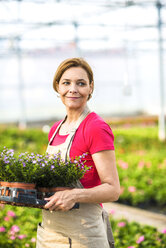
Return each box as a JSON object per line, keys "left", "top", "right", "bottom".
{"left": 44, "top": 189, "right": 76, "bottom": 212}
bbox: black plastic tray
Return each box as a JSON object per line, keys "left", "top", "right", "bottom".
{"left": 0, "top": 186, "right": 79, "bottom": 209}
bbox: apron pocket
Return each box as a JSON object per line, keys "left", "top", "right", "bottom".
{"left": 36, "top": 223, "right": 70, "bottom": 248}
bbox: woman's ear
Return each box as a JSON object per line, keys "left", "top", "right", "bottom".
{"left": 87, "top": 81, "right": 94, "bottom": 100}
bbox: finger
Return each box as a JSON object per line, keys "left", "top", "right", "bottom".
{"left": 44, "top": 200, "right": 55, "bottom": 209}
{"left": 44, "top": 196, "right": 53, "bottom": 201}
{"left": 44, "top": 198, "right": 50, "bottom": 203}
{"left": 49, "top": 203, "right": 63, "bottom": 211}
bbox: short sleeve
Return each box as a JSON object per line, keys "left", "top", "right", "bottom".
{"left": 86, "top": 120, "right": 115, "bottom": 154}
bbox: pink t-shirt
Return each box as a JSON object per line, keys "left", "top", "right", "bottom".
{"left": 48, "top": 112, "right": 114, "bottom": 189}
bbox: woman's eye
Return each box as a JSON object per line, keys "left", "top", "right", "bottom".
{"left": 63, "top": 81, "right": 70, "bottom": 85}
{"left": 78, "top": 82, "right": 86, "bottom": 86}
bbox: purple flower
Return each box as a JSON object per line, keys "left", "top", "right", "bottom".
{"left": 118, "top": 222, "right": 126, "bottom": 227}
{"left": 7, "top": 210, "right": 16, "bottom": 217}
{"left": 31, "top": 237, "right": 36, "bottom": 243}
{"left": 162, "top": 229, "right": 166, "bottom": 234}
{"left": 10, "top": 236, "right": 16, "bottom": 240}
{"left": 0, "top": 226, "right": 6, "bottom": 232}
{"left": 109, "top": 209, "right": 115, "bottom": 214}
{"left": 81, "top": 153, "right": 88, "bottom": 158}
{"left": 128, "top": 186, "right": 136, "bottom": 193}
{"left": 18, "top": 234, "right": 27, "bottom": 239}
{"left": 136, "top": 235, "right": 144, "bottom": 244}
{"left": 11, "top": 225, "right": 20, "bottom": 233}
{"left": 6, "top": 149, "right": 14, "bottom": 154}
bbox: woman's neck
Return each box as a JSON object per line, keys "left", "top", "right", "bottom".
{"left": 65, "top": 106, "right": 87, "bottom": 124}
{"left": 59, "top": 105, "right": 89, "bottom": 135}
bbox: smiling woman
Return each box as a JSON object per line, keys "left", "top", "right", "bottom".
{"left": 57, "top": 67, "right": 93, "bottom": 113}
{"left": 53, "top": 57, "right": 94, "bottom": 99}
{"left": 36, "top": 58, "right": 120, "bottom": 248}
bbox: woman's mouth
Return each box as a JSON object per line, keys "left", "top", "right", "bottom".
{"left": 66, "top": 97, "right": 80, "bottom": 100}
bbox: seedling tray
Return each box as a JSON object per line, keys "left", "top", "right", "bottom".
{"left": 0, "top": 186, "right": 79, "bottom": 209}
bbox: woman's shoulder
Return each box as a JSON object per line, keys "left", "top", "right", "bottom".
{"left": 81, "top": 112, "right": 114, "bottom": 153}
{"left": 84, "top": 112, "right": 112, "bottom": 131}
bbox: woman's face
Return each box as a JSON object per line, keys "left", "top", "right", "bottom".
{"left": 57, "top": 67, "right": 93, "bottom": 111}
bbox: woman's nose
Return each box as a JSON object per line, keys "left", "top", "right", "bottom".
{"left": 69, "top": 83, "right": 77, "bottom": 93}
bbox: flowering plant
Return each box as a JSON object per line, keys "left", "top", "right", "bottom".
{"left": 0, "top": 147, "right": 90, "bottom": 188}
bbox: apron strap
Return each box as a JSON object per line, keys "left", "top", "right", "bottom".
{"left": 65, "top": 106, "right": 91, "bottom": 160}
{"left": 48, "top": 117, "right": 67, "bottom": 145}
{"left": 49, "top": 106, "right": 91, "bottom": 160}
{"left": 48, "top": 106, "right": 91, "bottom": 189}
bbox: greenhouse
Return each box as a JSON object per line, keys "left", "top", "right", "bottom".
{"left": 0, "top": 1, "right": 166, "bottom": 247}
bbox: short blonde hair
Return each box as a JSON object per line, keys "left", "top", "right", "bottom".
{"left": 53, "top": 57, "right": 94, "bottom": 100}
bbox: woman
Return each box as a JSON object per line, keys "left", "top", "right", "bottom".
{"left": 36, "top": 58, "right": 120, "bottom": 248}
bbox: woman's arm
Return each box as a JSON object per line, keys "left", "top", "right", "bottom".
{"left": 76, "top": 150, "right": 120, "bottom": 203}
{"left": 44, "top": 150, "right": 120, "bottom": 211}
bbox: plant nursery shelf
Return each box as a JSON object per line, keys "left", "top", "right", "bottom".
{"left": 0, "top": 186, "right": 79, "bottom": 210}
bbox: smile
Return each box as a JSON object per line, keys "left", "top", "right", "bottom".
{"left": 66, "top": 97, "right": 80, "bottom": 100}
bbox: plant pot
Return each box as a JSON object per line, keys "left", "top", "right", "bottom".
{"left": 0, "top": 182, "right": 13, "bottom": 196}
{"left": 0, "top": 181, "right": 36, "bottom": 189}
{"left": 0, "top": 181, "right": 36, "bottom": 196}
{"left": 37, "top": 186, "right": 71, "bottom": 193}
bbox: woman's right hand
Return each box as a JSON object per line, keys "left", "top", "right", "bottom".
{"left": 44, "top": 189, "right": 77, "bottom": 212}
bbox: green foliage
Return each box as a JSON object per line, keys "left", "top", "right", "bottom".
{"left": 0, "top": 127, "right": 48, "bottom": 154}
{"left": 0, "top": 204, "right": 165, "bottom": 248}
{"left": 0, "top": 148, "right": 41, "bottom": 183}
{"left": 111, "top": 217, "right": 166, "bottom": 248}
{"left": 0, "top": 125, "right": 165, "bottom": 247}
{"left": 0, "top": 125, "right": 166, "bottom": 207}
{"left": 35, "top": 153, "right": 90, "bottom": 188}
{"left": 0, "top": 147, "right": 89, "bottom": 187}
{"left": 0, "top": 204, "right": 41, "bottom": 248}
{"left": 113, "top": 126, "right": 166, "bottom": 208}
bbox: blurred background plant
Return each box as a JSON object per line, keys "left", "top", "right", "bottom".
{"left": 114, "top": 126, "right": 166, "bottom": 211}
{"left": 0, "top": 203, "right": 166, "bottom": 248}
{"left": 1, "top": 123, "right": 166, "bottom": 211}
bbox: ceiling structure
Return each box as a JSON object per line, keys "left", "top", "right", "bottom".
{"left": 0, "top": 0, "right": 166, "bottom": 139}
{"left": 0, "top": 0, "right": 166, "bottom": 56}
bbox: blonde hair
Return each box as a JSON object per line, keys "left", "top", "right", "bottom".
{"left": 53, "top": 57, "right": 94, "bottom": 100}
